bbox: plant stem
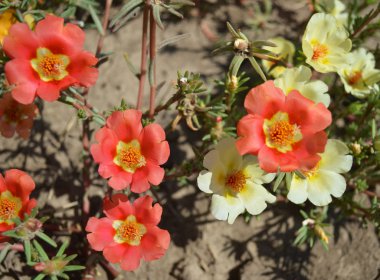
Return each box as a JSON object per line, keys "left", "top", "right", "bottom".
{"left": 350, "top": 4, "right": 380, "bottom": 39}
{"left": 149, "top": 8, "right": 157, "bottom": 119}
{"left": 136, "top": 4, "right": 150, "bottom": 110}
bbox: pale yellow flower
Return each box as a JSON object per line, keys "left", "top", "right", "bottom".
{"left": 197, "top": 137, "right": 276, "bottom": 224}
{"left": 274, "top": 65, "right": 330, "bottom": 107}
{"left": 287, "top": 139, "right": 353, "bottom": 206}
{"left": 262, "top": 37, "right": 295, "bottom": 78}
{"left": 338, "top": 48, "right": 380, "bottom": 98}
{"left": 302, "top": 13, "right": 351, "bottom": 73}
{"left": 316, "top": 0, "right": 348, "bottom": 27}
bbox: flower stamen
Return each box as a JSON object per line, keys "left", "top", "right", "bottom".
{"left": 114, "top": 140, "right": 146, "bottom": 173}
{"left": 31, "top": 48, "right": 70, "bottom": 82}
{"left": 225, "top": 171, "right": 247, "bottom": 193}
{"left": 113, "top": 215, "right": 147, "bottom": 245}
{"left": 0, "top": 191, "right": 22, "bottom": 224}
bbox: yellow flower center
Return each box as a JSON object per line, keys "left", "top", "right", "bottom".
{"left": 347, "top": 71, "right": 363, "bottom": 85}
{"left": 225, "top": 170, "right": 247, "bottom": 193}
{"left": 113, "top": 139, "right": 146, "bottom": 173}
{"left": 31, "top": 48, "right": 70, "bottom": 82}
{"left": 113, "top": 215, "right": 147, "bottom": 245}
{"left": 263, "top": 112, "right": 302, "bottom": 153}
{"left": 311, "top": 42, "right": 328, "bottom": 61}
{"left": 0, "top": 191, "right": 22, "bottom": 225}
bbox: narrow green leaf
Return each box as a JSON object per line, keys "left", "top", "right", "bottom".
{"left": 64, "top": 254, "right": 78, "bottom": 262}
{"left": 36, "top": 232, "right": 57, "bottom": 248}
{"left": 252, "top": 40, "right": 277, "bottom": 48}
{"left": 33, "top": 274, "right": 45, "bottom": 280}
{"left": 372, "top": 118, "right": 376, "bottom": 139}
{"left": 51, "top": 276, "right": 58, "bottom": 280}
{"left": 294, "top": 169, "right": 306, "bottom": 179}
{"left": 285, "top": 172, "right": 292, "bottom": 190}
{"left": 63, "top": 265, "right": 86, "bottom": 271}
{"left": 123, "top": 53, "right": 140, "bottom": 78}
{"left": 273, "top": 172, "right": 285, "bottom": 192}
{"left": 152, "top": 4, "right": 164, "bottom": 29}
{"left": 0, "top": 244, "right": 11, "bottom": 263}
{"left": 32, "top": 240, "right": 49, "bottom": 261}
{"left": 110, "top": 0, "right": 144, "bottom": 27}
{"left": 226, "top": 22, "right": 239, "bottom": 38}
{"left": 166, "top": 6, "right": 184, "bottom": 18}
{"left": 2, "top": 230, "right": 19, "bottom": 238}
{"left": 248, "top": 57, "right": 267, "bottom": 81}
{"left": 158, "top": 33, "right": 190, "bottom": 50}
{"left": 88, "top": 4, "right": 104, "bottom": 35}
{"left": 60, "top": 273, "right": 70, "bottom": 280}
{"left": 24, "top": 240, "right": 32, "bottom": 264}
{"left": 148, "top": 58, "right": 155, "bottom": 86}
{"left": 229, "top": 55, "right": 244, "bottom": 77}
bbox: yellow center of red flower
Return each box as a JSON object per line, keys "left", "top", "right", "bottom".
{"left": 0, "top": 191, "right": 22, "bottom": 225}
{"left": 311, "top": 41, "right": 328, "bottom": 61}
{"left": 114, "top": 140, "right": 146, "bottom": 173}
{"left": 31, "top": 48, "right": 70, "bottom": 82}
{"left": 263, "top": 112, "right": 302, "bottom": 153}
{"left": 113, "top": 215, "right": 147, "bottom": 245}
{"left": 347, "top": 71, "right": 363, "bottom": 85}
{"left": 225, "top": 170, "right": 247, "bottom": 193}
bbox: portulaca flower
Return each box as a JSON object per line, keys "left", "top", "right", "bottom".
{"left": 197, "top": 137, "right": 276, "bottom": 224}
{"left": 338, "top": 48, "right": 380, "bottom": 98}
{"left": 274, "top": 65, "right": 331, "bottom": 107}
{"left": 262, "top": 37, "right": 295, "bottom": 78}
{"left": 287, "top": 139, "right": 353, "bottom": 206}
{"left": 316, "top": 0, "right": 348, "bottom": 27}
{"left": 302, "top": 13, "right": 351, "bottom": 73}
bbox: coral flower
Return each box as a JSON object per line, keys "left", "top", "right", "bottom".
{"left": 91, "top": 109, "right": 170, "bottom": 193}
{"left": 3, "top": 15, "right": 98, "bottom": 104}
{"left": 86, "top": 194, "right": 170, "bottom": 271}
{"left": 197, "top": 137, "right": 276, "bottom": 224}
{"left": 236, "top": 81, "right": 332, "bottom": 173}
{"left": 0, "top": 169, "right": 37, "bottom": 242}
{"left": 0, "top": 93, "right": 38, "bottom": 139}
{"left": 287, "top": 139, "right": 352, "bottom": 206}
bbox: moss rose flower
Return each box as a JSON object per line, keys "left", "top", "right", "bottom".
{"left": 236, "top": 81, "right": 332, "bottom": 173}
{"left": 86, "top": 194, "right": 170, "bottom": 271}
{"left": 3, "top": 15, "right": 98, "bottom": 104}
{"left": 0, "top": 169, "right": 37, "bottom": 242}
{"left": 91, "top": 109, "right": 170, "bottom": 193}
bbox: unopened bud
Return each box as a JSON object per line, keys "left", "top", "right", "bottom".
{"left": 314, "top": 225, "right": 329, "bottom": 244}
{"left": 350, "top": 142, "right": 362, "bottom": 155}
{"left": 34, "top": 262, "right": 46, "bottom": 272}
{"left": 227, "top": 75, "right": 238, "bottom": 93}
{"left": 234, "top": 39, "right": 249, "bottom": 51}
{"left": 302, "top": 218, "right": 315, "bottom": 227}
{"left": 25, "top": 218, "right": 43, "bottom": 232}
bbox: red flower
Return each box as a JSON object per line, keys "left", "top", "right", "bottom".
{"left": 0, "top": 169, "right": 37, "bottom": 242}
{"left": 3, "top": 15, "right": 98, "bottom": 104}
{"left": 236, "top": 81, "right": 331, "bottom": 172}
{"left": 0, "top": 93, "right": 37, "bottom": 139}
{"left": 86, "top": 194, "right": 170, "bottom": 271}
{"left": 91, "top": 109, "right": 170, "bottom": 193}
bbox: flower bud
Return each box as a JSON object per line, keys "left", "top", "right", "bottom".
{"left": 234, "top": 39, "right": 249, "bottom": 52}
{"left": 25, "top": 218, "right": 43, "bottom": 233}
{"left": 350, "top": 142, "right": 362, "bottom": 155}
{"left": 227, "top": 75, "right": 238, "bottom": 93}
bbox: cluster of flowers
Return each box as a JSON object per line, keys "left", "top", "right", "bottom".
{"left": 0, "top": 14, "right": 171, "bottom": 271}
{"left": 196, "top": 10, "right": 372, "bottom": 224}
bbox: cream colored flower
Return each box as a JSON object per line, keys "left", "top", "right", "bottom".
{"left": 316, "top": 0, "right": 348, "bottom": 27}
{"left": 302, "top": 13, "right": 351, "bottom": 73}
{"left": 262, "top": 37, "right": 295, "bottom": 78}
{"left": 197, "top": 137, "right": 276, "bottom": 224}
{"left": 287, "top": 139, "right": 353, "bottom": 206}
{"left": 274, "top": 65, "right": 330, "bottom": 107}
{"left": 338, "top": 48, "right": 380, "bottom": 98}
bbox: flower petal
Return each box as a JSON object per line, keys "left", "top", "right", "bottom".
{"left": 197, "top": 170, "right": 213, "bottom": 194}
{"left": 287, "top": 176, "right": 308, "bottom": 204}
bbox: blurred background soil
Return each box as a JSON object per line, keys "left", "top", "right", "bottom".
{"left": 1, "top": 0, "right": 380, "bottom": 279}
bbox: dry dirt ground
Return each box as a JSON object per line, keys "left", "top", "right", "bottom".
{"left": 1, "top": 1, "right": 380, "bottom": 279}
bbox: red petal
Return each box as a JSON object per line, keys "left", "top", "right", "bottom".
{"left": 86, "top": 217, "right": 115, "bottom": 251}
{"left": 91, "top": 127, "right": 118, "bottom": 164}
{"left": 258, "top": 146, "right": 299, "bottom": 173}
{"left": 134, "top": 196, "right": 163, "bottom": 226}
{"left": 145, "top": 161, "right": 164, "bottom": 186}
{"left": 108, "top": 172, "right": 133, "bottom": 190}
{"left": 103, "top": 193, "right": 134, "bottom": 220}
{"left": 286, "top": 90, "right": 332, "bottom": 134}
{"left": 131, "top": 169, "right": 150, "bottom": 193}
{"left": 141, "top": 124, "right": 170, "bottom": 165}
{"left": 4, "top": 169, "right": 35, "bottom": 201}
{"left": 106, "top": 110, "right": 143, "bottom": 142}
{"left": 3, "top": 23, "right": 38, "bottom": 59}
{"left": 68, "top": 52, "right": 98, "bottom": 87}
{"left": 103, "top": 243, "right": 128, "bottom": 263}
{"left": 120, "top": 246, "right": 143, "bottom": 271}
{"left": 236, "top": 115, "right": 265, "bottom": 155}
{"left": 244, "top": 80, "right": 285, "bottom": 118}
{"left": 36, "top": 83, "right": 60, "bottom": 102}
{"left": 141, "top": 226, "right": 170, "bottom": 261}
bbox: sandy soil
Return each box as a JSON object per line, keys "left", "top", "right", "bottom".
{"left": 1, "top": 1, "right": 380, "bottom": 279}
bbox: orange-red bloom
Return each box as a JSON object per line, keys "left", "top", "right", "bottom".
{"left": 0, "top": 169, "right": 37, "bottom": 242}
{"left": 3, "top": 15, "right": 98, "bottom": 104}
{"left": 91, "top": 109, "right": 170, "bottom": 193}
{"left": 86, "top": 194, "right": 170, "bottom": 271}
{"left": 0, "top": 93, "right": 37, "bottom": 139}
{"left": 236, "top": 81, "right": 332, "bottom": 173}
